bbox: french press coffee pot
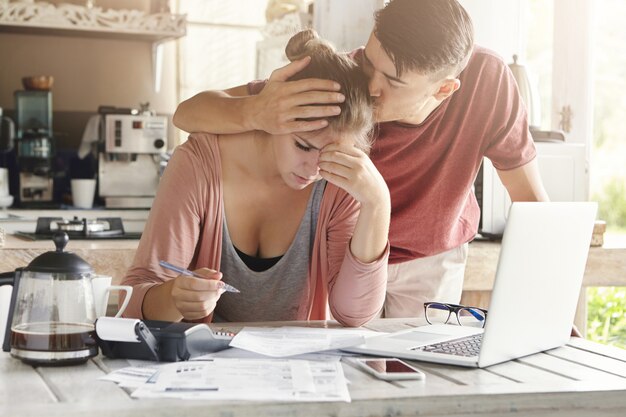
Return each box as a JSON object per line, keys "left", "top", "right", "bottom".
{"left": 1, "top": 232, "right": 98, "bottom": 365}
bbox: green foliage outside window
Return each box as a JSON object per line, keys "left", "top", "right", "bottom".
{"left": 586, "top": 287, "right": 626, "bottom": 349}
{"left": 587, "top": 0, "right": 626, "bottom": 351}
{"left": 594, "top": 179, "right": 626, "bottom": 232}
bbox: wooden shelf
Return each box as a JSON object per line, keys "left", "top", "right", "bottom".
{"left": 0, "top": 20, "right": 184, "bottom": 42}
{"left": 0, "top": 0, "right": 187, "bottom": 91}
{"left": 0, "top": 1, "right": 186, "bottom": 41}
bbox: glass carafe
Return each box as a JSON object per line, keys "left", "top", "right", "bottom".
{"left": 9, "top": 233, "right": 98, "bottom": 365}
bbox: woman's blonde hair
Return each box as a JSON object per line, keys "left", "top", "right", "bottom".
{"left": 285, "top": 29, "right": 374, "bottom": 153}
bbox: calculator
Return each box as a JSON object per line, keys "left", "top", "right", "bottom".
{"left": 97, "top": 319, "right": 235, "bottom": 362}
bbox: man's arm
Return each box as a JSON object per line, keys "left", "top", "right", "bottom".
{"left": 496, "top": 158, "right": 550, "bottom": 202}
{"left": 173, "top": 86, "right": 251, "bottom": 134}
{"left": 173, "top": 57, "right": 345, "bottom": 135}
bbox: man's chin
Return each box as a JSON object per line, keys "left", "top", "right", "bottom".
{"left": 374, "top": 107, "right": 422, "bottom": 124}
{"left": 373, "top": 109, "right": 401, "bottom": 124}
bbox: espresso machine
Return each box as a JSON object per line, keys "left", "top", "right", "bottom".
{"left": 97, "top": 107, "right": 167, "bottom": 208}
{"left": 14, "top": 91, "right": 55, "bottom": 206}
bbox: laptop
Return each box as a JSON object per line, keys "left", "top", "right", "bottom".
{"left": 344, "top": 202, "right": 597, "bottom": 368}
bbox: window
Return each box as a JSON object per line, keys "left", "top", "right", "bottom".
{"left": 171, "top": 0, "right": 268, "bottom": 143}
{"left": 464, "top": 0, "right": 624, "bottom": 347}
{"left": 525, "top": 0, "right": 554, "bottom": 131}
{"left": 586, "top": 0, "right": 626, "bottom": 349}
{"left": 175, "top": 0, "right": 268, "bottom": 102}
{"left": 524, "top": 0, "right": 626, "bottom": 347}
{"left": 590, "top": 0, "right": 626, "bottom": 243}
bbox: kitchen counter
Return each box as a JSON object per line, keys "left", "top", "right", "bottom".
{"left": 0, "top": 234, "right": 139, "bottom": 282}
{"left": 3, "top": 221, "right": 624, "bottom": 288}
{"left": 0, "top": 209, "right": 147, "bottom": 280}
{"left": 462, "top": 238, "right": 626, "bottom": 335}
{"left": 465, "top": 239, "right": 626, "bottom": 290}
{"left": 2, "top": 214, "right": 625, "bottom": 333}
{"left": 0, "top": 208, "right": 149, "bottom": 234}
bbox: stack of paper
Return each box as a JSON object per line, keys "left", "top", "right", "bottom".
{"left": 99, "top": 326, "right": 384, "bottom": 401}
{"left": 101, "top": 358, "right": 351, "bottom": 402}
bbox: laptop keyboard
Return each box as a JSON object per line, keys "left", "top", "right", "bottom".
{"left": 411, "top": 333, "right": 483, "bottom": 357}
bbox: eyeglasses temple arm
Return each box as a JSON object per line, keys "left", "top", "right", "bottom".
{"left": 469, "top": 309, "right": 485, "bottom": 321}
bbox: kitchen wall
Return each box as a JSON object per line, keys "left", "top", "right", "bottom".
{"left": 0, "top": 0, "right": 178, "bottom": 151}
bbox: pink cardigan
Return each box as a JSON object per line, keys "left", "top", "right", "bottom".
{"left": 121, "top": 133, "right": 388, "bottom": 327}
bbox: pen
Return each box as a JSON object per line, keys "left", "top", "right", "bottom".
{"left": 158, "top": 260, "right": 240, "bottom": 293}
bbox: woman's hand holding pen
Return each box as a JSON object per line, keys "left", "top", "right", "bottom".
{"left": 318, "top": 142, "right": 391, "bottom": 264}
{"left": 170, "top": 268, "right": 225, "bottom": 320}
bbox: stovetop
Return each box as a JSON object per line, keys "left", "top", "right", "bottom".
{"left": 15, "top": 217, "right": 142, "bottom": 241}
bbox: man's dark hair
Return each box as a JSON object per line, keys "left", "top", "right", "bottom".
{"left": 374, "top": 0, "right": 474, "bottom": 79}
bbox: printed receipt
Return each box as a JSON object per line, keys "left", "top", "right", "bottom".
{"left": 95, "top": 317, "right": 141, "bottom": 343}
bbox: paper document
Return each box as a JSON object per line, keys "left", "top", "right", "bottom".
{"left": 127, "top": 358, "right": 350, "bottom": 402}
{"left": 229, "top": 326, "right": 379, "bottom": 357}
{"left": 99, "top": 366, "right": 159, "bottom": 388}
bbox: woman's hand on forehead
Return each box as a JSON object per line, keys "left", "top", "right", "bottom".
{"left": 318, "top": 142, "right": 378, "bottom": 203}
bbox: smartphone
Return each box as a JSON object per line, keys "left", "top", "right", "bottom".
{"left": 349, "top": 358, "right": 426, "bottom": 381}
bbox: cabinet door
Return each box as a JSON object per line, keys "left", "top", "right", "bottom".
{"left": 535, "top": 143, "right": 587, "bottom": 202}
{"left": 479, "top": 143, "right": 587, "bottom": 235}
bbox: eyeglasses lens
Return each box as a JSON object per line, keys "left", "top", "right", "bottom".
{"left": 425, "top": 303, "right": 451, "bottom": 324}
{"left": 458, "top": 307, "right": 486, "bottom": 328}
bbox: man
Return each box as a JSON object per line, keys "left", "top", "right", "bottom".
{"left": 173, "top": 0, "right": 549, "bottom": 318}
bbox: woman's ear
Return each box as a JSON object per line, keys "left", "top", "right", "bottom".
{"left": 433, "top": 78, "right": 461, "bottom": 101}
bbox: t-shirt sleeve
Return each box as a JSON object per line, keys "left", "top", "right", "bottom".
{"left": 482, "top": 54, "right": 537, "bottom": 171}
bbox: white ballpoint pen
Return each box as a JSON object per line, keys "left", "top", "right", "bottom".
{"left": 158, "top": 260, "right": 241, "bottom": 293}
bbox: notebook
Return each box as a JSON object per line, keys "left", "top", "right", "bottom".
{"left": 344, "top": 202, "right": 597, "bottom": 368}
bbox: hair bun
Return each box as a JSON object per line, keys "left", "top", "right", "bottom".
{"left": 285, "top": 29, "right": 333, "bottom": 61}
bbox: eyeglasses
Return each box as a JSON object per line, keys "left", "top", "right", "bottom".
{"left": 424, "top": 302, "right": 488, "bottom": 328}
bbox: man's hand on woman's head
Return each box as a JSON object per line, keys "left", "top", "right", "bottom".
{"left": 169, "top": 268, "right": 225, "bottom": 321}
{"left": 246, "top": 57, "right": 346, "bottom": 135}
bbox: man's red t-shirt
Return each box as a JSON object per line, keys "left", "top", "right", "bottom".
{"left": 249, "top": 46, "right": 536, "bottom": 264}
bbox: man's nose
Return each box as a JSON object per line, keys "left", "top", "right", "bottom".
{"left": 369, "top": 73, "right": 382, "bottom": 97}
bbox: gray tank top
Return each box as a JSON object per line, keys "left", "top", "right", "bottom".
{"left": 214, "top": 180, "right": 326, "bottom": 322}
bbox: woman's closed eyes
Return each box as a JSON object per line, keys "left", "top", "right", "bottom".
{"left": 294, "top": 140, "right": 313, "bottom": 152}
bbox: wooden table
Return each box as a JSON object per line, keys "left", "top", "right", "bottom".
{"left": 1, "top": 318, "right": 625, "bottom": 417}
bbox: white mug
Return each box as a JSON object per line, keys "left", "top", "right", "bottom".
{"left": 71, "top": 179, "right": 97, "bottom": 209}
{"left": 91, "top": 275, "right": 133, "bottom": 318}
{"left": 0, "top": 168, "right": 9, "bottom": 197}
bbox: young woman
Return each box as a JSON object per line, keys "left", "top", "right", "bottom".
{"left": 121, "top": 30, "right": 390, "bottom": 327}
